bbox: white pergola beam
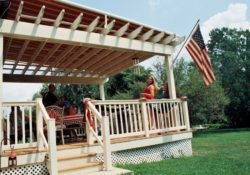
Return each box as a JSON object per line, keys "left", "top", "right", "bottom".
{"left": 16, "top": 1, "right": 24, "bottom": 21}
{"left": 86, "top": 16, "right": 100, "bottom": 32}
{"left": 127, "top": 26, "right": 143, "bottom": 39}
{"left": 140, "top": 29, "right": 154, "bottom": 41}
{"left": 101, "top": 20, "right": 115, "bottom": 35}
{"left": 3, "top": 74, "right": 106, "bottom": 84}
{"left": 11, "top": 40, "right": 29, "bottom": 74}
{"left": 115, "top": 23, "right": 129, "bottom": 37}
{"left": 161, "top": 34, "right": 175, "bottom": 45}
{"left": 171, "top": 36, "right": 185, "bottom": 46}
{"left": 0, "top": 19, "right": 174, "bottom": 55}
{"left": 149, "top": 32, "right": 165, "bottom": 43}
{"left": 54, "top": 9, "right": 65, "bottom": 27}
{"left": 71, "top": 13, "right": 83, "bottom": 30}
{"left": 35, "top": 5, "right": 45, "bottom": 24}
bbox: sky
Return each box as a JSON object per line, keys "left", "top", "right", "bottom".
{"left": 3, "top": 0, "right": 250, "bottom": 101}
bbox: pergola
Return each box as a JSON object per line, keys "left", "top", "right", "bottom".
{"left": 0, "top": 0, "right": 184, "bottom": 99}
{"left": 0, "top": 2, "right": 192, "bottom": 174}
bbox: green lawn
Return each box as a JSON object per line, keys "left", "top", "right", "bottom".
{"left": 118, "top": 129, "right": 250, "bottom": 175}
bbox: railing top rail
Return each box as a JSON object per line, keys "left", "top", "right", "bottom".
{"left": 145, "top": 99, "right": 183, "bottom": 103}
{"left": 3, "top": 101, "right": 36, "bottom": 106}
{"left": 37, "top": 99, "right": 51, "bottom": 121}
{"left": 94, "top": 98, "right": 183, "bottom": 105}
{"left": 87, "top": 101, "right": 103, "bottom": 122}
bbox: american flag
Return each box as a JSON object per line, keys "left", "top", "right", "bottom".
{"left": 186, "top": 25, "right": 216, "bottom": 86}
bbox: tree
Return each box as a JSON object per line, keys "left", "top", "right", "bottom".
{"left": 208, "top": 28, "right": 250, "bottom": 127}
{"left": 106, "top": 66, "right": 151, "bottom": 99}
{"left": 152, "top": 57, "right": 229, "bottom": 126}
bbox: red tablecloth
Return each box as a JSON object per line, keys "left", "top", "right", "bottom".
{"left": 63, "top": 114, "right": 84, "bottom": 126}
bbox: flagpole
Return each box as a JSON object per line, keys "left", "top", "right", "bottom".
{"left": 172, "top": 19, "right": 200, "bottom": 65}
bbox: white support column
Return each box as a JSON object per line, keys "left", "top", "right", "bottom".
{"left": 102, "top": 116, "right": 112, "bottom": 171}
{"left": 165, "top": 55, "right": 177, "bottom": 99}
{"left": 0, "top": 34, "right": 3, "bottom": 141}
{"left": 181, "top": 96, "right": 191, "bottom": 131}
{"left": 99, "top": 84, "right": 105, "bottom": 100}
{"left": 36, "top": 98, "right": 44, "bottom": 151}
{"left": 47, "top": 119, "right": 58, "bottom": 175}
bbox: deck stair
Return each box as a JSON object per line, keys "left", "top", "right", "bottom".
{"left": 56, "top": 143, "right": 133, "bottom": 175}
{"left": 57, "top": 152, "right": 103, "bottom": 175}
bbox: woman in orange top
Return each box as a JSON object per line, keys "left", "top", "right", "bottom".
{"left": 140, "top": 75, "right": 158, "bottom": 129}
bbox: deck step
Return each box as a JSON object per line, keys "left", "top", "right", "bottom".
{"left": 57, "top": 153, "right": 97, "bottom": 169}
{"left": 88, "top": 167, "right": 134, "bottom": 175}
{"left": 58, "top": 161, "right": 103, "bottom": 175}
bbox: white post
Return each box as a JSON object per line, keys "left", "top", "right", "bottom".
{"left": 141, "top": 101, "right": 149, "bottom": 137}
{"left": 47, "top": 119, "right": 58, "bottom": 175}
{"left": 86, "top": 123, "right": 94, "bottom": 145}
{"left": 102, "top": 116, "right": 112, "bottom": 171}
{"left": 165, "top": 55, "right": 177, "bottom": 99}
{"left": 36, "top": 98, "right": 44, "bottom": 151}
{"left": 99, "top": 84, "right": 105, "bottom": 100}
{"left": 0, "top": 34, "right": 3, "bottom": 141}
{"left": 181, "top": 96, "right": 190, "bottom": 131}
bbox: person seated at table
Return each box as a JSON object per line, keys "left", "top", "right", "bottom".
{"left": 42, "top": 84, "right": 58, "bottom": 107}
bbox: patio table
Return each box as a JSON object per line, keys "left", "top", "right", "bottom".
{"left": 63, "top": 114, "right": 84, "bottom": 126}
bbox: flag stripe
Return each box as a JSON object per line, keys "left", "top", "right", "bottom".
{"left": 185, "top": 25, "right": 215, "bottom": 86}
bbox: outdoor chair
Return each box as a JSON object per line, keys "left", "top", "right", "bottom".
{"left": 46, "top": 106, "right": 65, "bottom": 144}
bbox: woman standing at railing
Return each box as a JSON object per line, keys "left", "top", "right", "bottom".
{"left": 140, "top": 75, "right": 158, "bottom": 129}
{"left": 140, "top": 75, "right": 158, "bottom": 100}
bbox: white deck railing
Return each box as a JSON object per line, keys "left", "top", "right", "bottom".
{"left": 85, "top": 97, "right": 190, "bottom": 171}
{"left": 90, "top": 98, "right": 190, "bottom": 139}
{"left": 1, "top": 99, "right": 58, "bottom": 175}
{"left": 1, "top": 97, "right": 190, "bottom": 174}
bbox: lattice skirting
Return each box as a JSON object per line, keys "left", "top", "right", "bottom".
{"left": 97, "top": 139, "right": 192, "bottom": 164}
{"left": 0, "top": 163, "right": 48, "bottom": 175}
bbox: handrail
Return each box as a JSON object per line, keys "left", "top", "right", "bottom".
{"left": 87, "top": 101, "right": 102, "bottom": 122}
{"left": 85, "top": 99, "right": 112, "bottom": 171}
{"left": 94, "top": 99, "right": 183, "bottom": 104}
{"left": 39, "top": 129, "right": 48, "bottom": 150}
{"left": 37, "top": 100, "right": 51, "bottom": 122}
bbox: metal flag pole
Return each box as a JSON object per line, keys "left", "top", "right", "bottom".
{"left": 172, "top": 19, "right": 200, "bottom": 65}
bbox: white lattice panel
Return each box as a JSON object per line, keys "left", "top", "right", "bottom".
{"left": 96, "top": 139, "right": 192, "bottom": 164}
{"left": 0, "top": 163, "right": 48, "bottom": 175}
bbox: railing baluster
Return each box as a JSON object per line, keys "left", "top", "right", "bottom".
{"left": 29, "top": 106, "right": 33, "bottom": 142}
{"left": 168, "top": 102, "right": 173, "bottom": 128}
{"left": 124, "top": 104, "right": 128, "bottom": 133}
{"left": 21, "top": 107, "right": 25, "bottom": 143}
{"left": 128, "top": 104, "right": 133, "bottom": 132}
{"left": 114, "top": 105, "right": 119, "bottom": 134}
{"left": 132, "top": 104, "right": 137, "bottom": 132}
{"left": 179, "top": 103, "right": 184, "bottom": 126}
{"left": 137, "top": 104, "right": 142, "bottom": 131}
{"left": 109, "top": 104, "right": 114, "bottom": 135}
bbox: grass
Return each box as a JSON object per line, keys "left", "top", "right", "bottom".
{"left": 117, "top": 128, "right": 250, "bottom": 175}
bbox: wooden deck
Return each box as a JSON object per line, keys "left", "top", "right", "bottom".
{"left": 2, "top": 130, "right": 189, "bottom": 157}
